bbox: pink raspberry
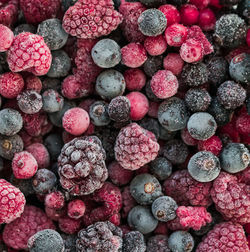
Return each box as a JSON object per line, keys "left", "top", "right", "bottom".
{"left": 25, "top": 75, "right": 42, "bottom": 93}
{"left": 121, "top": 43, "right": 147, "bottom": 68}
{"left": 0, "top": 179, "right": 25, "bottom": 224}
{"left": 0, "top": 24, "right": 13, "bottom": 52}
{"left": 67, "top": 199, "right": 86, "bottom": 219}
{"left": 198, "top": 135, "right": 223, "bottom": 156}
{"left": 45, "top": 191, "right": 65, "bottom": 210}
{"left": 0, "top": 72, "right": 24, "bottom": 99}
{"left": 0, "top": 0, "right": 18, "bottom": 27}
{"left": 167, "top": 216, "right": 189, "bottom": 231}
{"left": 121, "top": 186, "right": 137, "bottom": 218}
{"left": 196, "top": 222, "right": 250, "bottom": 252}
{"left": 180, "top": 4, "right": 199, "bottom": 26}
{"left": 158, "top": 4, "right": 180, "bottom": 27}
{"left": 7, "top": 32, "right": 52, "bottom": 76}
{"left": 198, "top": 8, "right": 216, "bottom": 31}
{"left": 163, "top": 53, "right": 184, "bottom": 76}
{"left": 144, "top": 35, "right": 167, "bottom": 56}
{"left": 12, "top": 151, "right": 38, "bottom": 179}
{"left": 124, "top": 68, "right": 146, "bottom": 91}
{"left": 181, "top": 128, "right": 198, "bottom": 146}
{"left": 114, "top": 123, "right": 159, "bottom": 170}
{"left": 164, "top": 23, "right": 188, "bottom": 47}
{"left": 63, "top": 0, "right": 122, "bottom": 39}
{"left": 59, "top": 216, "right": 81, "bottom": 234}
{"left": 151, "top": 70, "right": 179, "bottom": 99}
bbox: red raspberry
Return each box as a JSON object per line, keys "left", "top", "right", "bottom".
{"left": 151, "top": 70, "right": 179, "bottom": 99}
{"left": 176, "top": 206, "right": 212, "bottom": 231}
{"left": 181, "top": 128, "right": 198, "bottom": 146}
{"left": 196, "top": 222, "right": 250, "bottom": 252}
{"left": 77, "top": 38, "right": 98, "bottom": 50}
{"left": 7, "top": 33, "right": 52, "bottom": 76}
{"left": 0, "top": 72, "right": 24, "bottom": 99}
{"left": 165, "top": 23, "right": 188, "bottom": 47}
{"left": 211, "top": 172, "right": 250, "bottom": 225}
{"left": 148, "top": 102, "right": 160, "bottom": 118}
{"left": 25, "top": 75, "right": 42, "bottom": 93}
{"left": 163, "top": 53, "right": 184, "bottom": 76}
{"left": 67, "top": 199, "right": 86, "bottom": 219}
{"left": 0, "top": 24, "right": 13, "bottom": 52}
{"left": 164, "top": 170, "right": 212, "bottom": 207}
{"left": 63, "top": 0, "right": 122, "bottom": 39}
{"left": 3, "top": 205, "right": 55, "bottom": 250}
{"left": 198, "top": 8, "right": 216, "bottom": 31}
{"left": 198, "top": 135, "right": 222, "bottom": 156}
{"left": 144, "top": 35, "right": 167, "bottom": 56}
{"left": 0, "top": 0, "right": 18, "bottom": 27}
{"left": 189, "top": 0, "right": 210, "bottom": 9}
{"left": 247, "top": 28, "right": 250, "bottom": 47}
{"left": 180, "top": 4, "right": 199, "bottom": 26}
{"left": 58, "top": 216, "right": 81, "bottom": 234}
{"left": 124, "top": 68, "right": 146, "bottom": 91}
{"left": 121, "top": 186, "right": 137, "bottom": 218}
{"left": 158, "top": 4, "right": 180, "bottom": 27}
{"left": 45, "top": 191, "right": 65, "bottom": 210}
{"left": 236, "top": 111, "right": 250, "bottom": 136}
{"left": 114, "top": 123, "right": 159, "bottom": 170}
{"left": 108, "top": 213, "right": 121, "bottom": 226}
{"left": 0, "top": 179, "right": 25, "bottom": 224}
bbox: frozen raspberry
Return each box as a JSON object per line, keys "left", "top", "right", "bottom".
{"left": 180, "top": 4, "right": 199, "bottom": 26}
{"left": 164, "top": 23, "right": 188, "bottom": 47}
{"left": 196, "top": 222, "right": 250, "bottom": 252}
{"left": 67, "top": 199, "right": 86, "bottom": 219}
{"left": 59, "top": 216, "right": 81, "bottom": 234}
{"left": 25, "top": 75, "right": 42, "bottom": 93}
{"left": 124, "top": 68, "right": 146, "bottom": 91}
{"left": 151, "top": 70, "right": 179, "bottom": 99}
{"left": 7, "top": 33, "right": 52, "bottom": 76}
{"left": 3, "top": 205, "right": 55, "bottom": 250}
{"left": 167, "top": 216, "right": 189, "bottom": 231}
{"left": 144, "top": 35, "right": 167, "bottom": 56}
{"left": 63, "top": 0, "right": 122, "bottom": 39}
{"left": 198, "top": 8, "right": 216, "bottom": 31}
{"left": 163, "top": 53, "right": 184, "bottom": 76}
{"left": 58, "top": 136, "right": 108, "bottom": 195}
{"left": 45, "top": 191, "right": 65, "bottom": 210}
{"left": 122, "top": 186, "right": 137, "bottom": 218}
{"left": 0, "top": 24, "right": 13, "bottom": 52}
{"left": 164, "top": 170, "right": 212, "bottom": 207}
{"left": 0, "top": 0, "right": 18, "bottom": 27}
{"left": 198, "top": 135, "right": 222, "bottom": 156}
{"left": 121, "top": 43, "right": 147, "bottom": 68}
{"left": 158, "top": 4, "right": 180, "bottom": 27}
{"left": 181, "top": 128, "right": 198, "bottom": 146}
{"left": 0, "top": 179, "right": 25, "bottom": 224}
{"left": 114, "top": 123, "right": 159, "bottom": 170}
{"left": 211, "top": 172, "right": 250, "bottom": 225}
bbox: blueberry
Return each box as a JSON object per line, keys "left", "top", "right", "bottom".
{"left": 61, "top": 234, "right": 77, "bottom": 252}
{"left": 159, "top": 126, "right": 176, "bottom": 141}
{"left": 168, "top": 231, "right": 194, "bottom": 252}
{"left": 151, "top": 196, "right": 178, "bottom": 222}
{"left": 90, "top": 101, "right": 111, "bottom": 126}
{"left": 143, "top": 55, "right": 163, "bottom": 77}
{"left": 44, "top": 134, "right": 64, "bottom": 161}
{"left": 43, "top": 78, "right": 61, "bottom": 92}
{"left": 139, "top": 118, "right": 160, "bottom": 140}
{"left": 188, "top": 151, "right": 221, "bottom": 182}
{"left": 150, "top": 157, "right": 172, "bottom": 180}
{"left": 123, "top": 231, "right": 146, "bottom": 252}
{"left": 14, "top": 24, "right": 36, "bottom": 36}
{"left": 128, "top": 206, "right": 158, "bottom": 234}
{"left": 42, "top": 89, "right": 64, "bottom": 113}
{"left": 37, "top": 18, "right": 69, "bottom": 50}
{"left": 108, "top": 96, "right": 130, "bottom": 122}
{"left": 158, "top": 97, "right": 189, "bottom": 132}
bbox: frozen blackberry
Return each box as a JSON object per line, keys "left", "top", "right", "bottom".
{"left": 128, "top": 206, "right": 158, "bottom": 234}
{"left": 145, "top": 81, "right": 161, "bottom": 102}
{"left": 17, "top": 90, "right": 43, "bottom": 114}
{"left": 217, "top": 81, "right": 246, "bottom": 110}
{"left": 76, "top": 221, "right": 123, "bottom": 252}
{"left": 237, "top": 0, "right": 250, "bottom": 24}
{"left": 47, "top": 50, "right": 71, "bottom": 78}
{"left": 42, "top": 89, "right": 64, "bottom": 113}
{"left": 151, "top": 196, "right": 178, "bottom": 222}
{"left": 13, "top": 24, "right": 36, "bottom": 36}
{"left": 147, "top": 235, "right": 170, "bottom": 252}
{"left": 143, "top": 55, "right": 163, "bottom": 77}
{"left": 28, "top": 229, "right": 64, "bottom": 252}
{"left": 188, "top": 151, "right": 221, "bottom": 182}
{"left": 96, "top": 70, "right": 126, "bottom": 100}
{"left": 220, "top": 143, "right": 250, "bottom": 173}
{"left": 58, "top": 136, "right": 108, "bottom": 195}
{"left": 187, "top": 112, "right": 217, "bottom": 140}
{"left": 185, "top": 89, "right": 211, "bottom": 112}
{"left": 130, "top": 173, "right": 162, "bottom": 205}
{"left": 91, "top": 39, "right": 121, "bottom": 68}
{"left": 0, "top": 109, "right": 23, "bottom": 136}
{"left": 108, "top": 96, "right": 130, "bottom": 122}
{"left": 150, "top": 157, "right": 172, "bottom": 180}
{"left": 168, "top": 231, "right": 194, "bottom": 252}
{"left": 123, "top": 231, "right": 146, "bottom": 252}
{"left": 158, "top": 97, "right": 189, "bottom": 132}
{"left": 90, "top": 101, "right": 111, "bottom": 126}
{"left": 44, "top": 134, "right": 64, "bottom": 161}
{"left": 181, "top": 63, "right": 209, "bottom": 87}
{"left": 138, "top": 9, "right": 167, "bottom": 36}
{"left": 139, "top": 117, "right": 160, "bottom": 140}
{"left": 214, "top": 14, "right": 247, "bottom": 48}
{"left": 37, "top": 18, "right": 69, "bottom": 50}
{"left": 139, "top": 0, "right": 168, "bottom": 7}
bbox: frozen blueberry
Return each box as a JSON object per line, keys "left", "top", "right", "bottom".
{"left": 188, "top": 151, "right": 221, "bottom": 182}
{"left": 168, "top": 231, "right": 194, "bottom": 252}
{"left": 130, "top": 173, "right": 162, "bottom": 205}
{"left": 44, "top": 134, "right": 64, "bottom": 161}
{"left": 90, "top": 101, "right": 111, "bottom": 126}
{"left": 47, "top": 50, "right": 71, "bottom": 78}
{"left": 128, "top": 206, "right": 158, "bottom": 234}
{"left": 150, "top": 157, "right": 172, "bottom": 180}
{"left": 159, "top": 126, "right": 176, "bottom": 141}
{"left": 14, "top": 24, "right": 36, "bottom": 36}
{"left": 91, "top": 39, "right": 121, "bottom": 68}
{"left": 123, "top": 231, "right": 146, "bottom": 252}
{"left": 143, "top": 55, "right": 163, "bottom": 77}
{"left": 37, "top": 18, "right": 68, "bottom": 50}
{"left": 96, "top": 70, "right": 126, "bottom": 100}
{"left": 220, "top": 143, "right": 250, "bottom": 173}
{"left": 151, "top": 196, "right": 178, "bottom": 222}
{"left": 108, "top": 96, "right": 130, "bottom": 122}
{"left": 43, "top": 78, "right": 61, "bottom": 92}
{"left": 42, "top": 89, "right": 64, "bottom": 113}
{"left": 139, "top": 117, "right": 160, "bottom": 140}
{"left": 138, "top": 9, "right": 167, "bottom": 36}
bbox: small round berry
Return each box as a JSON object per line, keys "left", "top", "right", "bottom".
{"left": 181, "top": 128, "right": 198, "bottom": 146}
{"left": 124, "top": 69, "right": 146, "bottom": 91}
{"left": 143, "top": 55, "right": 163, "bottom": 77}
{"left": 189, "top": 0, "right": 210, "bottom": 9}
{"left": 237, "top": 0, "right": 250, "bottom": 24}
{"left": 144, "top": 35, "right": 167, "bottom": 56}
{"left": 180, "top": 4, "right": 199, "bottom": 26}
{"left": 91, "top": 39, "right": 121, "bottom": 68}
{"left": 67, "top": 199, "right": 86, "bottom": 219}
{"left": 123, "top": 231, "right": 146, "bottom": 252}
{"left": 168, "top": 231, "right": 194, "bottom": 252}
{"left": 0, "top": 24, "right": 14, "bottom": 52}
{"left": 45, "top": 191, "right": 65, "bottom": 210}
{"left": 165, "top": 23, "right": 188, "bottom": 47}
{"left": 163, "top": 53, "right": 184, "bottom": 76}
{"left": 150, "top": 157, "right": 172, "bottom": 180}
{"left": 96, "top": 70, "right": 126, "bottom": 100}
{"left": 89, "top": 101, "right": 110, "bottom": 126}
{"left": 42, "top": 89, "right": 64, "bottom": 113}
{"left": 188, "top": 151, "right": 221, "bottom": 182}
{"left": 158, "top": 4, "right": 180, "bottom": 27}
{"left": 198, "top": 8, "right": 216, "bottom": 31}
{"left": 147, "top": 235, "right": 170, "bottom": 252}
{"left": 25, "top": 75, "right": 42, "bottom": 93}
{"left": 198, "top": 135, "right": 222, "bottom": 156}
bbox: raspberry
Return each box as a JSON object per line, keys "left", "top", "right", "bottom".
{"left": 0, "top": 0, "right": 18, "bottom": 27}
{"left": 45, "top": 191, "right": 65, "bottom": 210}
{"left": 124, "top": 68, "right": 146, "bottom": 91}
{"left": 7, "top": 33, "right": 52, "bottom": 76}
{"left": 164, "top": 170, "right": 212, "bottom": 207}
{"left": 196, "top": 222, "right": 250, "bottom": 252}
{"left": 45, "top": 206, "right": 66, "bottom": 221}
{"left": 164, "top": 23, "right": 188, "bottom": 47}
{"left": 180, "top": 4, "right": 199, "bottom": 26}
{"left": 167, "top": 216, "right": 189, "bottom": 231}
{"left": 158, "top": 4, "right": 180, "bottom": 27}
{"left": 121, "top": 186, "right": 137, "bottom": 218}
{"left": 67, "top": 199, "right": 86, "bottom": 219}
{"left": 3, "top": 205, "right": 55, "bottom": 250}
{"left": 114, "top": 123, "right": 160, "bottom": 170}
{"left": 0, "top": 24, "right": 13, "bottom": 52}
{"left": 163, "top": 53, "right": 184, "bottom": 76}
{"left": 198, "top": 8, "right": 216, "bottom": 31}
{"left": 63, "top": 0, "right": 122, "bottom": 39}
{"left": 58, "top": 136, "right": 108, "bottom": 195}
{"left": 198, "top": 135, "right": 222, "bottom": 156}
{"left": 58, "top": 216, "right": 81, "bottom": 234}
{"left": 144, "top": 35, "right": 167, "bottom": 56}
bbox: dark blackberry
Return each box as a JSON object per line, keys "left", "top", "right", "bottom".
{"left": 42, "top": 89, "right": 64, "bottom": 113}
{"left": 139, "top": 0, "right": 168, "bottom": 7}
{"left": 181, "top": 63, "right": 209, "bottom": 87}
{"left": 145, "top": 81, "right": 161, "bottom": 102}
{"left": 139, "top": 117, "right": 160, "bottom": 140}
{"left": 76, "top": 221, "right": 123, "bottom": 252}
{"left": 143, "top": 55, "right": 163, "bottom": 77}
{"left": 58, "top": 136, "right": 108, "bottom": 195}
{"left": 123, "top": 231, "right": 146, "bottom": 252}
{"left": 168, "top": 231, "right": 194, "bottom": 252}
{"left": 149, "top": 157, "right": 172, "bottom": 180}
{"left": 237, "top": 0, "right": 250, "bottom": 24}
{"left": 147, "top": 235, "right": 170, "bottom": 252}
{"left": 13, "top": 24, "right": 36, "bottom": 36}
{"left": 217, "top": 81, "right": 246, "bottom": 110}
{"left": 10, "top": 176, "right": 34, "bottom": 196}
{"left": 90, "top": 101, "right": 111, "bottom": 126}
{"left": 44, "top": 134, "right": 64, "bottom": 161}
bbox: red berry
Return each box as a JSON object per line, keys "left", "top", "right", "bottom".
{"left": 180, "top": 4, "right": 199, "bottom": 26}
{"left": 198, "top": 8, "right": 216, "bottom": 31}
{"left": 58, "top": 216, "right": 81, "bottom": 234}
{"left": 144, "top": 35, "right": 167, "bottom": 56}
{"left": 148, "top": 102, "right": 160, "bottom": 118}
{"left": 181, "top": 128, "right": 198, "bottom": 146}
{"left": 124, "top": 68, "right": 146, "bottom": 91}
{"left": 209, "top": 0, "right": 222, "bottom": 8}
{"left": 189, "top": 0, "right": 210, "bottom": 9}
{"left": 165, "top": 23, "right": 188, "bottom": 47}
{"left": 67, "top": 199, "right": 86, "bottom": 219}
{"left": 198, "top": 135, "right": 222, "bottom": 156}
{"left": 236, "top": 111, "right": 250, "bottom": 135}
{"left": 245, "top": 223, "right": 250, "bottom": 234}
{"left": 0, "top": 24, "right": 13, "bottom": 52}
{"left": 163, "top": 53, "right": 184, "bottom": 76}
{"left": 0, "top": 0, "right": 19, "bottom": 27}
{"left": 25, "top": 75, "right": 42, "bottom": 93}
{"left": 158, "top": 4, "right": 180, "bottom": 27}
{"left": 45, "top": 206, "right": 66, "bottom": 221}
{"left": 45, "top": 191, "right": 65, "bottom": 210}
{"left": 247, "top": 28, "right": 250, "bottom": 47}
{"left": 121, "top": 186, "right": 137, "bottom": 218}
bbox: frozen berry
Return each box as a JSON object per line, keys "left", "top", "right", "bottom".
{"left": 189, "top": 0, "right": 210, "bottom": 9}
{"left": 180, "top": 4, "right": 199, "bottom": 26}
{"left": 159, "top": 4, "right": 180, "bottom": 27}
{"left": 164, "top": 23, "right": 188, "bottom": 47}
{"left": 14, "top": 23, "right": 36, "bottom": 36}
{"left": 123, "top": 231, "right": 146, "bottom": 252}
{"left": 89, "top": 101, "right": 110, "bottom": 126}
{"left": 25, "top": 75, "right": 43, "bottom": 93}
{"left": 44, "top": 191, "right": 65, "bottom": 210}
{"left": 168, "top": 231, "right": 194, "bottom": 252}
{"left": 143, "top": 55, "right": 163, "bottom": 77}
{"left": 198, "top": 8, "right": 216, "bottom": 31}
{"left": 42, "top": 89, "right": 64, "bottom": 113}
{"left": 163, "top": 53, "right": 184, "bottom": 76}
{"left": 59, "top": 216, "right": 81, "bottom": 234}
{"left": 138, "top": 0, "right": 168, "bottom": 7}
{"left": 124, "top": 68, "right": 146, "bottom": 91}
{"left": 198, "top": 135, "right": 222, "bottom": 156}
{"left": 67, "top": 199, "right": 86, "bottom": 219}
{"left": 149, "top": 157, "right": 172, "bottom": 180}
{"left": 0, "top": 24, "right": 14, "bottom": 52}
{"left": 147, "top": 235, "right": 170, "bottom": 252}
{"left": 144, "top": 35, "right": 167, "bottom": 56}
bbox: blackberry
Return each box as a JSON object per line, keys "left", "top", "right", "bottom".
{"left": 147, "top": 235, "right": 170, "bottom": 252}
{"left": 13, "top": 24, "right": 36, "bottom": 36}
{"left": 89, "top": 101, "right": 111, "bottom": 126}
{"left": 217, "top": 81, "right": 246, "bottom": 110}
{"left": 188, "top": 151, "right": 221, "bottom": 182}
{"left": 145, "top": 81, "right": 161, "bottom": 102}
{"left": 58, "top": 136, "right": 108, "bottom": 195}
{"left": 237, "top": 0, "right": 250, "bottom": 24}
{"left": 138, "top": 9, "right": 167, "bottom": 36}
{"left": 123, "top": 231, "right": 146, "bottom": 252}
{"left": 151, "top": 196, "right": 178, "bottom": 222}
{"left": 37, "top": 18, "right": 69, "bottom": 51}
{"left": 143, "top": 55, "right": 163, "bottom": 77}
{"left": 42, "top": 89, "right": 64, "bottom": 113}
{"left": 139, "top": 0, "right": 168, "bottom": 7}
{"left": 149, "top": 157, "right": 172, "bottom": 180}
{"left": 214, "top": 14, "right": 247, "bottom": 48}
{"left": 168, "top": 231, "right": 194, "bottom": 252}
{"left": 108, "top": 96, "right": 130, "bottom": 122}
{"left": 139, "top": 117, "right": 160, "bottom": 140}
{"left": 76, "top": 221, "right": 123, "bottom": 252}
{"left": 44, "top": 134, "right": 64, "bottom": 161}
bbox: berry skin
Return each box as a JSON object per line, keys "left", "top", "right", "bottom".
{"left": 0, "top": 24, "right": 14, "bottom": 52}
{"left": 165, "top": 23, "right": 188, "bottom": 47}
{"left": 144, "top": 35, "right": 167, "bottom": 56}
{"left": 147, "top": 235, "right": 170, "bottom": 252}
{"left": 7, "top": 32, "right": 52, "bottom": 76}
{"left": 0, "top": 179, "right": 25, "bottom": 224}
{"left": 114, "top": 123, "right": 160, "bottom": 170}
{"left": 236, "top": 110, "right": 250, "bottom": 135}
{"left": 247, "top": 29, "right": 250, "bottom": 47}
{"left": 122, "top": 186, "right": 137, "bottom": 218}
{"left": 180, "top": 4, "right": 199, "bottom": 26}
{"left": 67, "top": 199, "right": 86, "bottom": 219}
{"left": 198, "top": 135, "right": 222, "bottom": 156}
{"left": 63, "top": 0, "right": 122, "bottom": 39}
{"left": 198, "top": 8, "right": 216, "bottom": 31}
{"left": 124, "top": 68, "right": 146, "bottom": 91}
{"left": 123, "top": 231, "right": 146, "bottom": 252}
{"left": 58, "top": 216, "right": 81, "bottom": 234}
{"left": 89, "top": 101, "right": 111, "bottom": 126}
{"left": 45, "top": 191, "right": 65, "bottom": 210}
{"left": 149, "top": 157, "right": 172, "bottom": 180}
{"left": 158, "top": 4, "right": 180, "bottom": 27}
{"left": 168, "top": 231, "right": 194, "bottom": 252}
{"left": 163, "top": 53, "right": 184, "bottom": 76}
{"left": 42, "top": 89, "right": 64, "bottom": 113}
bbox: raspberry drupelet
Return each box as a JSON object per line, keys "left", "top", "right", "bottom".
{"left": 122, "top": 186, "right": 137, "bottom": 218}
{"left": 124, "top": 68, "right": 146, "bottom": 91}
{"left": 0, "top": 24, "right": 14, "bottom": 52}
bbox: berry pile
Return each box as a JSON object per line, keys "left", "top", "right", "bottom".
{"left": 0, "top": 0, "right": 249, "bottom": 251}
